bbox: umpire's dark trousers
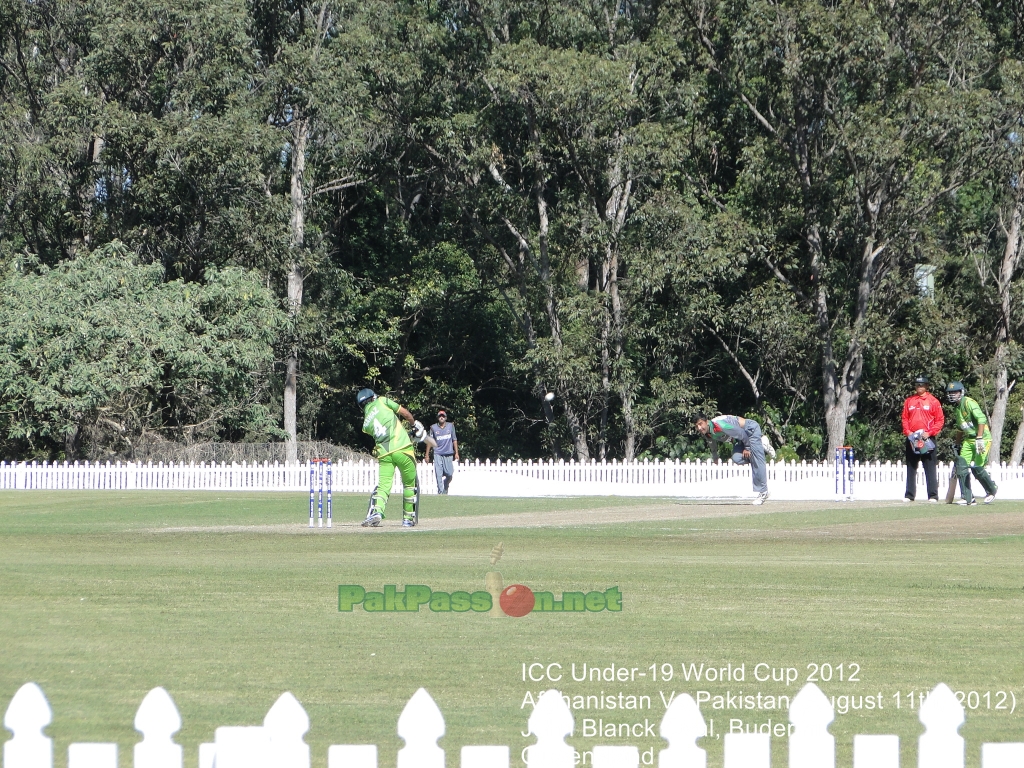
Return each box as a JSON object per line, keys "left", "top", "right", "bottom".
{"left": 905, "top": 440, "right": 938, "bottom": 500}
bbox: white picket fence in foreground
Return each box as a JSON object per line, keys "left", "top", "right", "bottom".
{"left": 4, "top": 681, "right": 1023, "bottom": 768}
{"left": 2, "top": 458, "right": 1024, "bottom": 501}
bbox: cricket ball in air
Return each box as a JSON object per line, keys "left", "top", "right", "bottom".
{"left": 499, "top": 584, "right": 535, "bottom": 617}
{"left": 544, "top": 392, "right": 555, "bottom": 402}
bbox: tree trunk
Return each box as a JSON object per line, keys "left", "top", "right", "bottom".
{"left": 620, "top": 394, "right": 636, "bottom": 461}
{"left": 601, "top": 147, "right": 632, "bottom": 459}
{"left": 793, "top": 111, "right": 857, "bottom": 457}
{"left": 468, "top": 192, "right": 562, "bottom": 460}
{"left": 988, "top": 183, "right": 1022, "bottom": 463}
{"left": 284, "top": 116, "right": 308, "bottom": 465}
{"left": 82, "top": 135, "right": 104, "bottom": 249}
{"left": 1010, "top": 406, "right": 1024, "bottom": 466}
{"left": 817, "top": 178, "right": 884, "bottom": 454}
{"left": 598, "top": 312, "right": 610, "bottom": 461}
{"left": 65, "top": 423, "right": 82, "bottom": 460}
{"left": 989, "top": 362, "right": 1009, "bottom": 465}
{"left": 608, "top": 181, "right": 632, "bottom": 459}
{"left": 561, "top": 395, "right": 590, "bottom": 461}
{"left": 824, "top": 393, "right": 853, "bottom": 456}
{"left": 807, "top": 213, "right": 853, "bottom": 456}
{"left": 533, "top": 150, "right": 590, "bottom": 461}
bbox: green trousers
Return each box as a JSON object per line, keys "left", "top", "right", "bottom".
{"left": 957, "top": 438, "right": 997, "bottom": 503}
{"left": 373, "top": 450, "right": 418, "bottom": 519}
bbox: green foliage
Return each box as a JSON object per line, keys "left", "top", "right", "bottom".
{"left": 0, "top": 241, "right": 285, "bottom": 458}
{"left": 2, "top": 0, "right": 1023, "bottom": 462}
{"left": 639, "top": 433, "right": 711, "bottom": 461}
{"left": 844, "top": 420, "right": 906, "bottom": 464}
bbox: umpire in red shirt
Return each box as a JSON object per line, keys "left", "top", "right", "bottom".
{"left": 901, "top": 375, "right": 945, "bottom": 502}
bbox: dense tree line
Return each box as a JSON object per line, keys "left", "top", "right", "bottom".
{"left": 2, "top": 0, "right": 1023, "bottom": 463}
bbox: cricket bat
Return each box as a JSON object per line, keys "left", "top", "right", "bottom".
{"left": 945, "top": 463, "right": 958, "bottom": 504}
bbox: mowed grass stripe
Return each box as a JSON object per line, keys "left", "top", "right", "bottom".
{"left": 0, "top": 493, "right": 1021, "bottom": 768}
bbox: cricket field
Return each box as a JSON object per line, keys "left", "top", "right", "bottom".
{"left": 1, "top": 491, "right": 1022, "bottom": 768}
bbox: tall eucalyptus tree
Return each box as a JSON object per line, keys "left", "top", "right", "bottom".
{"left": 681, "top": 0, "right": 999, "bottom": 454}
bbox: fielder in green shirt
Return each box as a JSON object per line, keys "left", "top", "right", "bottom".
{"left": 357, "top": 388, "right": 427, "bottom": 527}
{"left": 944, "top": 382, "right": 998, "bottom": 505}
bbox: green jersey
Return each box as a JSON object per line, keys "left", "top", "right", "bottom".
{"left": 362, "top": 396, "right": 414, "bottom": 458}
{"left": 953, "top": 396, "right": 990, "bottom": 439}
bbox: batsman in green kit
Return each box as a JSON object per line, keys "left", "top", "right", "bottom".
{"left": 944, "top": 382, "right": 998, "bottom": 505}
{"left": 356, "top": 388, "right": 424, "bottom": 528}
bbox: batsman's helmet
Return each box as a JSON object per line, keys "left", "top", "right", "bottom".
{"left": 356, "top": 388, "right": 377, "bottom": 407}
{"left": 913, "top": 375, "right": 931, "bottom": 387}
{"left": 945, "top": 381, "right": 965, "bottom": 403}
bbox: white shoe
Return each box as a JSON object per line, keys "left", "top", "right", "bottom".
{"left": 955, "top": 499, "right": 977, "bottom": 506}
{"left": 984, "top": 494, "right": 996, "bottom": 504}
{"left": 902, "top": 497, "right": 912, "bottom": 503}
{"left": 752, "top": 491, "right": 770, "bottom": 506}
{"left": 761, "top": 435, "right": 776, "bottom": 459}
{"left": 927, "top": 498, "right": 938, "bottom": 503}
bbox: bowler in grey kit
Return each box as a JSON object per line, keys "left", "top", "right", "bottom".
{"left": 425, "top": 410, "right": 459, "bottom": 493}
{"left": 694, "top": 414, "right": 773, "bottom": 505}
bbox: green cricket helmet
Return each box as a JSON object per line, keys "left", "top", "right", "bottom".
{"left": 356, "top": 388, "right": 377, "bottom": 407}
{"left": 945, "top": 381, "right": 965, "bottom": 403}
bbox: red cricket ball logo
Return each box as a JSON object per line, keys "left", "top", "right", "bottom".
{"left": 499, "top": 584, "right": 535, "bottom": 617}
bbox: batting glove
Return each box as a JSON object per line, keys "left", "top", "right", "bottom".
{"left": 975, "top": 438, "right": 985, "bottom": 455}
{"left": 413, "top": 420, "right": 425, "bottom": 438}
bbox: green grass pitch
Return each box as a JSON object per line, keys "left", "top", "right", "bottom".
{"left": 1, "top": 491, "right": 1022, "bottom": 768}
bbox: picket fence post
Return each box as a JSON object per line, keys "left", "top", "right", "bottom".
{"left": 264, "top": 692, "right": 310, "bottom": 768}
{"left": 133, "top": 687, "right": 182, "bottom": 768}
{"left": 658, "top": 693, "right": 705, "bottom": 768}
{"left": 3, "top": 683, "right": 52, "bottom": 768}
{"left": 525, "top": 689, "right": 574, "bottom": 768}
{"left": 397, "top": 688, "right": 444, "bottom": 768}
{"left": 919, "top": 683, "right": 964, "bottom": 768}
{"left": 789, "top": 683, "right": 835, "bottom": 768}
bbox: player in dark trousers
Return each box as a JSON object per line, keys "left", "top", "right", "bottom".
{"left": 694, "top": 414, "right": 773, "bottom": 505}
{"left": 424, "top": 410, "right": 459, "bottom": 494}
{"left": 901, "top": 375, "right": 945, "bottom": 502}
{"left": 945, "top": 382, "right": 998, "bottom": 505}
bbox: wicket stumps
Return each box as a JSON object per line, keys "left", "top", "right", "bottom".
{"left": 834, "top": 446, "right": 855, "bottom": 501}
{"left": 309, "top": 459, "right": 333, "bottom": 528}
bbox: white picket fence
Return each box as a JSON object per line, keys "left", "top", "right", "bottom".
{"left": 2, "top": 458, "right": 1024, "bottom": 501}
{"left": 3, "top": 681, "right": 1023, "bottom": 768}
